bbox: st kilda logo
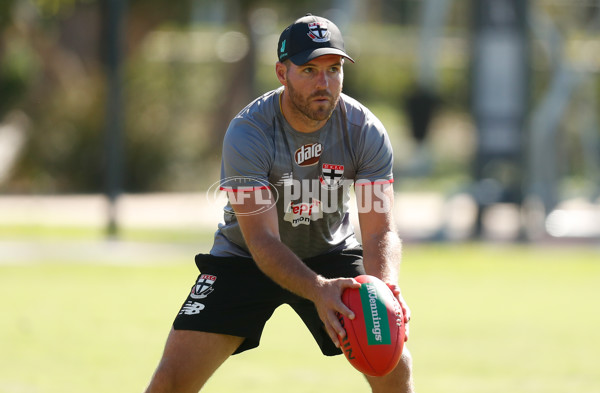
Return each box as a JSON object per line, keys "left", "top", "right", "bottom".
{"left": 320, "top": 163, "right": 344, "bottom": 189}
{"left": 307, "top": 22, "right": 331, "bottom": 43}
{"left": 190, "top": 274, "right": 217, "bottom": 299}
{"left": 294, "top": 143, "right": 322, "bottom": 166}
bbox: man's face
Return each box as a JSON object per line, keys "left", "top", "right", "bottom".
{"left": 282, "top": 55, "right": 344, "bottom": 123}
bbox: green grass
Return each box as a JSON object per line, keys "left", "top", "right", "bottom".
{"left": 0, "top": 224, "right": 214, "bottom": 244}
{"left": 402, "top": 245, "right": 600, "bottom": 393}
{"left": 1, "top": 242, "right": 599, "bottom": 392}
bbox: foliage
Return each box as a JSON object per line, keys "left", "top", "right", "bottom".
{"left": 1, "top": 1, "right": 446, "bottom": 193}
{"left": 2, "top": 0, "right": 599, "bottom": 193}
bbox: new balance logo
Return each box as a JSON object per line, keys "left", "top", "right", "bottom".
{"left": 179, "top": 301, "right": 205, "bottom": 315}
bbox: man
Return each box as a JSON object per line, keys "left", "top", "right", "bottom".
{"left": 144, "top": 13, "right": 414, "bottom": 393}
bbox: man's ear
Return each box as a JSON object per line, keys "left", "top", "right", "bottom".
{"left": 275, "top": 62, "right": 287, "bottom": 85}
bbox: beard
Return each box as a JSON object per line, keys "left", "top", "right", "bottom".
{"left": 285, "top": 79, "right": 341, "bottom": 122}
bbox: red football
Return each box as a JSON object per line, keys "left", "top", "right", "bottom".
{"left": 338, "top": 275, "right": 405, "bottom": 377}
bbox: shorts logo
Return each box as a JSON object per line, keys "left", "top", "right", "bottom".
{"left": 294, "top": 143, "right": 322, "bottom": 166}
{"left": 320, "top": 163, "right": 344, "bottom": 189}
{"left": 307, "top": 22, "right": 331, "bottom": 43}
{"left": 179, "top": 301, "right": 205, "bottom": 315}
{"left": 190, "top": 274, "right": 217, "bottom": 299}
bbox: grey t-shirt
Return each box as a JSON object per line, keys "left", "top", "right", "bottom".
{"left": 210, "top": 87, "right": 394, "bottom": 259}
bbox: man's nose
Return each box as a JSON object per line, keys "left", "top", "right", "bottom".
{"left": 315, "top": 71, "right": 329, "bottom": 89}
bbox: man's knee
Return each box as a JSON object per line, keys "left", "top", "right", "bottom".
{"left": 144, "top": 329, "right": 244, "bottom": 393}
{"left": 144, "top": 361, "right": 178, "bottom": 393}
{"left": 366, "top": 347, "right": 415, "bottom": 393}
{"left": 398, "top": 347, "right": 413, "bottom": 378}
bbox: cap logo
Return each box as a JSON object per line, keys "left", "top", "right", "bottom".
{"left": 307, "top": 22, "right": 331, "bottom": 43}
{"left": 279, "top": 39, "right": 287, "bottom": 60}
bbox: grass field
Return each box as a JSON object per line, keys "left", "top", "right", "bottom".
{"left": 1, "top": 237, "right": 599, "bottom": 393}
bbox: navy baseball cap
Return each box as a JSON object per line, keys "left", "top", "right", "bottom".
{"left": 277, "top": 13, "right": 354, "bottom": 65}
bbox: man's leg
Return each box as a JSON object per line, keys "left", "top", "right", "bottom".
{"left": 144, "top": 328, "right": 245, "bottom": 393}
{"left": 364, "top": 347, "right": 415, "bottom": 393}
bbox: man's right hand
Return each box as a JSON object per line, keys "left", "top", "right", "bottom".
{"left": 311, "top": 276, "right": 361, "bottom": 348}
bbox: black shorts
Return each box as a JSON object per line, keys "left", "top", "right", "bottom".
{"left": 173, "top": 248, "right": 365, "bottom": 356}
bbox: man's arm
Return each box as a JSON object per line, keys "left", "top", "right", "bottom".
{"left": 228, "top": 187, "right": 360, "bottom": 347}
{"left": 356, "top": 182, "right": 411, "bottom": 327}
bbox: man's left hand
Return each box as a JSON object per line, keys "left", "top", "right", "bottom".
{"left": 386, "top": 283, "right": 411, "bottom": 342}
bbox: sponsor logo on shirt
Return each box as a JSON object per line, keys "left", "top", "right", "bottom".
{"left": 283, "top": 199, "right": 324, "bottom": 227}
{"left": 294, "top": 143, "right": 322, "bottom": 166}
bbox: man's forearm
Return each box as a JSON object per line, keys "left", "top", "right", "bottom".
{"left": 361, "top": 229, "right": 402, "bottom": 283}
{"left": 246, "top": 233, "right": 325, "bottom": 302}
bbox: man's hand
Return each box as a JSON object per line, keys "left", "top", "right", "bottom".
{"left": 311, "top": 276, "right": 362, "bottom": 348}
{"left": 387, "top": 283, "right": 411, "bottom": 342}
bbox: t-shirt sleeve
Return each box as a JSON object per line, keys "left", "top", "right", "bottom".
{"left": 354, "top": 115, "right": 394, "bottom": 185}
{"left": 220, "top": 118, "right": 273, "bottom": 191}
